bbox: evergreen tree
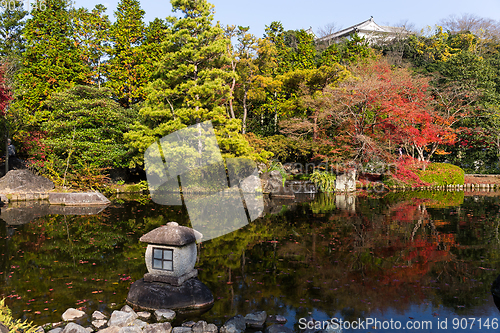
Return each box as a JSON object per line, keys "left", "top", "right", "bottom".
{"left": 291, "top": 29, "right": 316, "bottom": 70}
{"left": 125, "top": 0, "right": 263, "bottom": 166}
{"left": 234, "top": 26, "right": 258, "bottom": 134}
{"left": 264, "top": 21, "right": 292, "bottom": 75}
{"left": 106, "top": 0, "right": 148, "bottom": 108}
{"left": 71, "top": 4, "right": 111, "bottom": 88}
{"left": 0, "top": 0, "right": 28, "bottom": 57}
{"left": 41, "top": 85, "right": 135, "bottom": 186}
{"left": 13, "top": 0, "right": 88, "bottom": 127}
{"left": 0, "top": 1, "right": 28, "bottom": 89}
{"left": 143, "top": 18, "right": 168, "bottom": 66}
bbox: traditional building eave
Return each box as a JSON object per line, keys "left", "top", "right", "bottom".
{"left": 316, "top": 17, "right": 410, "bottom": 45}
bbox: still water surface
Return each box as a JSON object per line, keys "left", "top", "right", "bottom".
{"left": 1, "top": 191, "right": 500, "bottom": 332}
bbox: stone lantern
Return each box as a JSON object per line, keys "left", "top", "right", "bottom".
{"left": 127, "top": 222, "right": 213, "bottom": 312}
{"left": 142, "top": 222, "right": 200, "bottom": 285}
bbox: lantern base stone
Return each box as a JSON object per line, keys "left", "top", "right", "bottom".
{"left": 126, "top": 278, "right": 214, "bottom": 312}
{"left": 144, "top": 269, "right": 198, "bottom": 286}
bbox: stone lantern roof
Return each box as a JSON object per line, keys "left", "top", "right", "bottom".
{"left": 139, "top": 222, "right": 199, "bottom": 246}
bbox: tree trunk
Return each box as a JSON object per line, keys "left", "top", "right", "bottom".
{"left": 313, "top": 114, "right": 318, "bottom": 140}
{"left": 242, "top": 86, "right": 248, "bottom": 134}
{"left": 229, "top": 76, "right": 236, "bottom": 119}
{"left": 274, "top": 91, "right": 277, "bottom": 134}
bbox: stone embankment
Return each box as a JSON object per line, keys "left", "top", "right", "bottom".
{"left": 389, "top": 183, "right": 500, "bottom": 192}
{"left": 36, "top": 306, "right": 299, "bottom": 333}
{"left": 0, "top": 170, "right": 111, "bottom": 205}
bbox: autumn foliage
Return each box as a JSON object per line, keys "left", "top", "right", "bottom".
{"left": 309, "top": 59, "right": 456, "bottom": 163}
{"left": 0, "top": 66, "right": 11, "bottom": 117}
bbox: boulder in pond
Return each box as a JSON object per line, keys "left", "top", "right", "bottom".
{"left": 136, "top": 312, "right": 151, "bottom": 320}
{"left": 120, "top": 305, "right": 134, "bottom": 313}
{"left": 48, "top": 328, "right": 63, "bottom": 333}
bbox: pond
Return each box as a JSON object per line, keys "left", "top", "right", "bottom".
{"left": 1, "top": 191, "right": 500, "bottom": 332}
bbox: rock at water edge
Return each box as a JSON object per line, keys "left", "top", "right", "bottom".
{"left": 118, "top": 327, "right": 142, "bottom": 333}
{"left": 0, "top": 323, "right": 8, "bottom": 333}
{"left": 191, "top": 321, "right": 207, "bottom": 333}
{"left": 265, "top": 325, "right": 294, "bottom": 333}
{"left": 62, "top": 308, "right": 86, "bottom": 321}
{"left": 92, "top": 320, "right": 107, "bottom": 329}
{"left": 133, "top": 320, "right": 148, "bottom": 330}
{"left": 107, "top": 311, "right": 138, "bottom": 328}
{"left": 143, "top": 323, "right": 172, "bottom": 333}
{"left": 245, "top": 311, "right": 267, "bottom": 329}
{"left": 61, "top": 323, "right": 88, "bottom": 333}
{"left": 92, "top": 311, "right": 107, "bottom": 321}
{"left": 96, "top": 327, "right": 120, "bottom": 333}
{"left": 267, "top": 315, "right": 287, "bottom": 324}
{"left": 154, "top": 309, "right": 176, "bottom": 322}
{"left": 137, "top": 312, "right": 151, "bottom": 320}
{"left": 220, "top": 315, "right": 245, "bottom": 333}
{"left": 172, "top": 328, "right": 192, "bottom": 333}
{"left": 120, "top": 305, "right": 134, "bottom": 313}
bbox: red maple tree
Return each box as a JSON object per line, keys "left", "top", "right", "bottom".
{"left": 313, "top": 59, "right": 456, "bottom": 163}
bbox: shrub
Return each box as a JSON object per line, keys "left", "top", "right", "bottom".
{"left": 310, "top": 170, "right": 336, "bottom": 193}
{"left": 417, "top": 163, "right": 465, "bottom": 185}
{"left": 244, "top": 133, "right": 316, "bottom": 165}
{"left": 384, "top": 156, "right": 428, "bottom": 186}
{"left": 383, "top": 157, "right": 464, "bottom": 187}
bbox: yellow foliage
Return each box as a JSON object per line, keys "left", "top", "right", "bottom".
{"left": 0, "top": 299, "right": 39, "bottom": 333}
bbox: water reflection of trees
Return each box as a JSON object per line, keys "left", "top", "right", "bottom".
{"left": 198, "top": 193, "right": 500, "bottom": 323}
{"left": 0, "top": 201, "right": 187, "bottom": 325}
{"left": 1, "top": 193, "right": 500, "bottom": 326}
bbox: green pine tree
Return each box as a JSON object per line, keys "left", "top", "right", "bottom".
{"left": 125, "top": 0, "right": 265, "bottom": 167}
{"left": 105, "top": 0, "right": 148, "bottom": 108}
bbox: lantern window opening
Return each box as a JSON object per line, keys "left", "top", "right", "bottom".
{"left": 152, "top": 247, "right": 174, "bottom": 271}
